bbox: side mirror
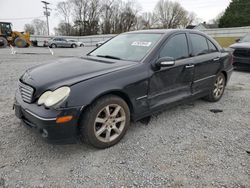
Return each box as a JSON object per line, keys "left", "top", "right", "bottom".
{"left": 235, "top": 38, "right": 240, "bottom": 43}
{"left": 156, "top": 57, "right": 175, "bottom": 68}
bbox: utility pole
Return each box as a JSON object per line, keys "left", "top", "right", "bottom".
{"left": 41, "top": 1, "right": 51, "bottom": 35}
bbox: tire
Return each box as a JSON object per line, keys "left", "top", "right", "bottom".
{"left": 80, "top": 44, "right": 84, "bottom": 47}
{"left": 0, "top": 37, "right": 8, "bottom": 48}
{"left": 80, "top": 95, "right": 130, "bottom": 149}
{"left": 50, "top": 44, "right": 57, "bottom": 48}
{"left": 14, "top": 37, "right": 27, "bottom": 48}
{"left": 204, "top": 73, "right": 226, "bottom": 102}
{"left": 71, "top": 44, "right": 77, "bottom": 48}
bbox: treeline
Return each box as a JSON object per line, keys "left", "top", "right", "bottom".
{"left": 25, "top": 0, "right": 196, "bottom": 36}
{"left": 219, "top": 0, "right": 250, "bottom": 28}
{"left": 54, "top": 0, "right": 196, "bottom": 36}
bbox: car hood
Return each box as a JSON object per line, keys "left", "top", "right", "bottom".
{"left": 230, "top": 42, "right": 250, "bottom": 49}
{"left": 21, "top": 56, "right": 138, "bottom": 96}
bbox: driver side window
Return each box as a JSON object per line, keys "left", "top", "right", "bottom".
{"left": 159, "top": 34, "right": 189, "bottom": 60}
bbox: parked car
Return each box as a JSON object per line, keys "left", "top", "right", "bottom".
{"left": 43, "top": 38, "right": 53, "bottom": 47}
{"left": 230, "top": 33, "right": 250, "bottom": 70}
{"left": 96, "top": 40, "right": 106, "bottom": 47}
{"left": 14, "top": 29, "right": 233, "bottom": 148}
{"left": 68, "top": 39, "right": 84, "bottom": 47}
{"left": 48, "top": 37, "right": 77, "bottom": 48}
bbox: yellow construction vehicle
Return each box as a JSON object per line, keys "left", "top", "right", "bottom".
{"left": 0, "top": 22, "right": 32, "bottom": 48}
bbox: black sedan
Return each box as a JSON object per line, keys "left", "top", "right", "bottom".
{"left": 230, "top": 33, "right": 250, "bottom": 70}
{"left": 14, "top": 29, "right": 233, "bottom": 148}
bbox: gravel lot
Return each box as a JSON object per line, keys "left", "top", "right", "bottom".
{"left": 0, "top": 47, "right": 249, "bottom": 188}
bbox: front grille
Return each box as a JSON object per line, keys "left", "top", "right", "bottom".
{"left": 233, "top": 49, "right": 250, "bottom": 58}
{"left": 19, "top": 81, "right": 34, "bottom": 103}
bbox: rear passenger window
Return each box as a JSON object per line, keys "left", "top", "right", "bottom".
{"left": 190, "top": 34, "right": 209, "bottom": 56}
{"left": 160, "top": 34, "right": 189, "bottom": 60}
{"left": 207, "top": 40, "right": 218, "bottom": 52}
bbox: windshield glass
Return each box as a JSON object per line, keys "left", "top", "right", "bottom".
{"left": 241, "top": 34, "right": 250, "bottom": 42}
{"left": 89, "top": 33, "right": 162, "bottom": 61}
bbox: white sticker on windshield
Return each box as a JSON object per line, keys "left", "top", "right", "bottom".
{"left": 131, "top": 41, "right": 152, "bottom": 47}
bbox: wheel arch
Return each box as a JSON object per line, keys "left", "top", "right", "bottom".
{"left": 50, "top": 43, "right": 57, "bottom": 47}
{"left": 90, "top": 90, "right": 134, "bottom": 114}
{"left": 221, "top": 71, "right": 228, "bottom": 84}
{"left": 78, "top": 90, "right": 134, "bottom": 123}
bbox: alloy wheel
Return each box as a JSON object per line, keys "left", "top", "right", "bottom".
{"left": 213, "top": 75, "right": 225, "bottom": 99}
{"left": 94, "top": 104, "right": 126, "bottom": 143}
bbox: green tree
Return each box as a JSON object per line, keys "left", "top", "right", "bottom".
{"left": 219, "top": 0, "right": 250, "bottom": 28}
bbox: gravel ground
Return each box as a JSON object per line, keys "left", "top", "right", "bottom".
{"left": 0, "top": 47, "right": 249, "bottom": 188}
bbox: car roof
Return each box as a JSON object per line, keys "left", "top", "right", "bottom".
{"left": 126, "top": 29, "right": 206, "bottom": 35}
{"left": 125, "top": 29, "right": 221, "bottom": 49}
{"left": 0, "top": 22, "right": 11, "bottom": 24}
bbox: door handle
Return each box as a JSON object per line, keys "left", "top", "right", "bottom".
{"left": 185, "top": 64, "right": 194, "bottom": 68}
{"left": 213, "top": 57, "right": 220, "bottom": 61}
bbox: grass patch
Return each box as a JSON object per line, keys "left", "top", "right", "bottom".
{"left": 214, "top": 37, "right": 238, "bottom": 48}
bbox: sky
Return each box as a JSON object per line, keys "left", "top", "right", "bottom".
{"left": 0, "top": 0, "right": 231, "bottom": 34}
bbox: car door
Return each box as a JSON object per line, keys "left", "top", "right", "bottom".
{"left": 148, "top": 33, "right": 195, "bottom": 110}
{"left": 53, "top": 38, "right": 60, "bottom": 47}
{"left": 60, "top": 38, "right": 68, "bottom": 47}
{"left": 189, "top": 33, "right": 221, "bottom": 94}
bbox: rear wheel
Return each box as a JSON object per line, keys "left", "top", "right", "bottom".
{"left": 80, "top": 95, "right": 130, "bottom": 149}
{"left": 71, "top": 44, "right": 77, "bottom": 48}
{"left": 0, "top": 37, "right": 8, "bottom": 48}
{"left": 204, "top": 73, "right": 226, "bottom": 102}
{"left": 80, "top": 44, "right": 84, "bottom": 47}
{"left": 14, "top": 37, "right": 27, "bottom": 48}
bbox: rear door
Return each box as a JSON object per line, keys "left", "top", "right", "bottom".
{"left": 149, "top": 33, "right": 195, "bottom": 109}
{"left": 189, "top": 33, "right": 221, "bottom": 94}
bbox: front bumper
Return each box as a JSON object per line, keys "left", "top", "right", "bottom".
{"left": 233, "top": 56, "right": 250, "bottom": 70}
{"left": 14, "top": 92, "right": 83, "bottom": 144}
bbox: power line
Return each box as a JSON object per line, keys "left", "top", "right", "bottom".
{"left": 0, "top": 16, "right": 45, "bottom": 21}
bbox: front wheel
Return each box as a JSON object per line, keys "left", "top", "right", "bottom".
{"left": 204, "top": 73, "right": 226, "bottom": 102}
{"left": 50, "top": 44, "right": 57, "bottom": 48}
{"left": 80, "top": 95, "right": 130, "bottom": 149}
{"left": 14, "top": 37, "right": 27, "bottom": 48}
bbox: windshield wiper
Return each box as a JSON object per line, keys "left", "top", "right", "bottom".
{"left": 96, "top": 55, "right": 122, "bottom": 60}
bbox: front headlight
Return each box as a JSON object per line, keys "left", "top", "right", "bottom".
{"left": 38, "top": 87, "right": 70, "bottom": 107}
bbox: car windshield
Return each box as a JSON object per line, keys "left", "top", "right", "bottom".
{"left": 89, "top": 33, "right": 163, "bottom": 61}
{"left": 241, "top": 34, "right": 250, "bottom": 42}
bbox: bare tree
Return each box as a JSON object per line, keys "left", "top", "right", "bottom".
{"left": 57, "top": 1, "right": 72, "bottom": 35}
{"left": 209, "top": 11, "right": 224, "bottom": 25}
{"left": 24, "top": 24, "right": 35, "bottom": 34}
{"left": 181, "top": 12, "right": 197, "bottom": 28}
{"left": 115, "top": 1, "right": 139, "bottom": 33}
{"left": 136, "top": 12, "right": 157, "bottom": 29}
{"left": 54, "top": 0, "right": 197, "bottom": 35}
{"left": 70, "top": 0, "right": 88, "bottom": 35}
{"left": 71, "top": 0, "right": 101, "bottom": 35}
{"left": 31, "top": 19, "right": 47, "bottom": 35}
{"left": 54, "top": 22, "right": 75, "bottom": 36}
{"left": 154, "top": 0, "right": 188, "bottom": 29}
{"left": 100, "top": 0, "right": 115, "bottom": 34}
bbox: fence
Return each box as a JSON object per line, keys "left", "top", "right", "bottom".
{"left": 201, "top": 26, "right": 250, "bottom": 38}
{"left": 30, "top": 26, "right": 250, "bottom": 47}
{"left": 30, "top": 34, "right": 116, "bottom": 47}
